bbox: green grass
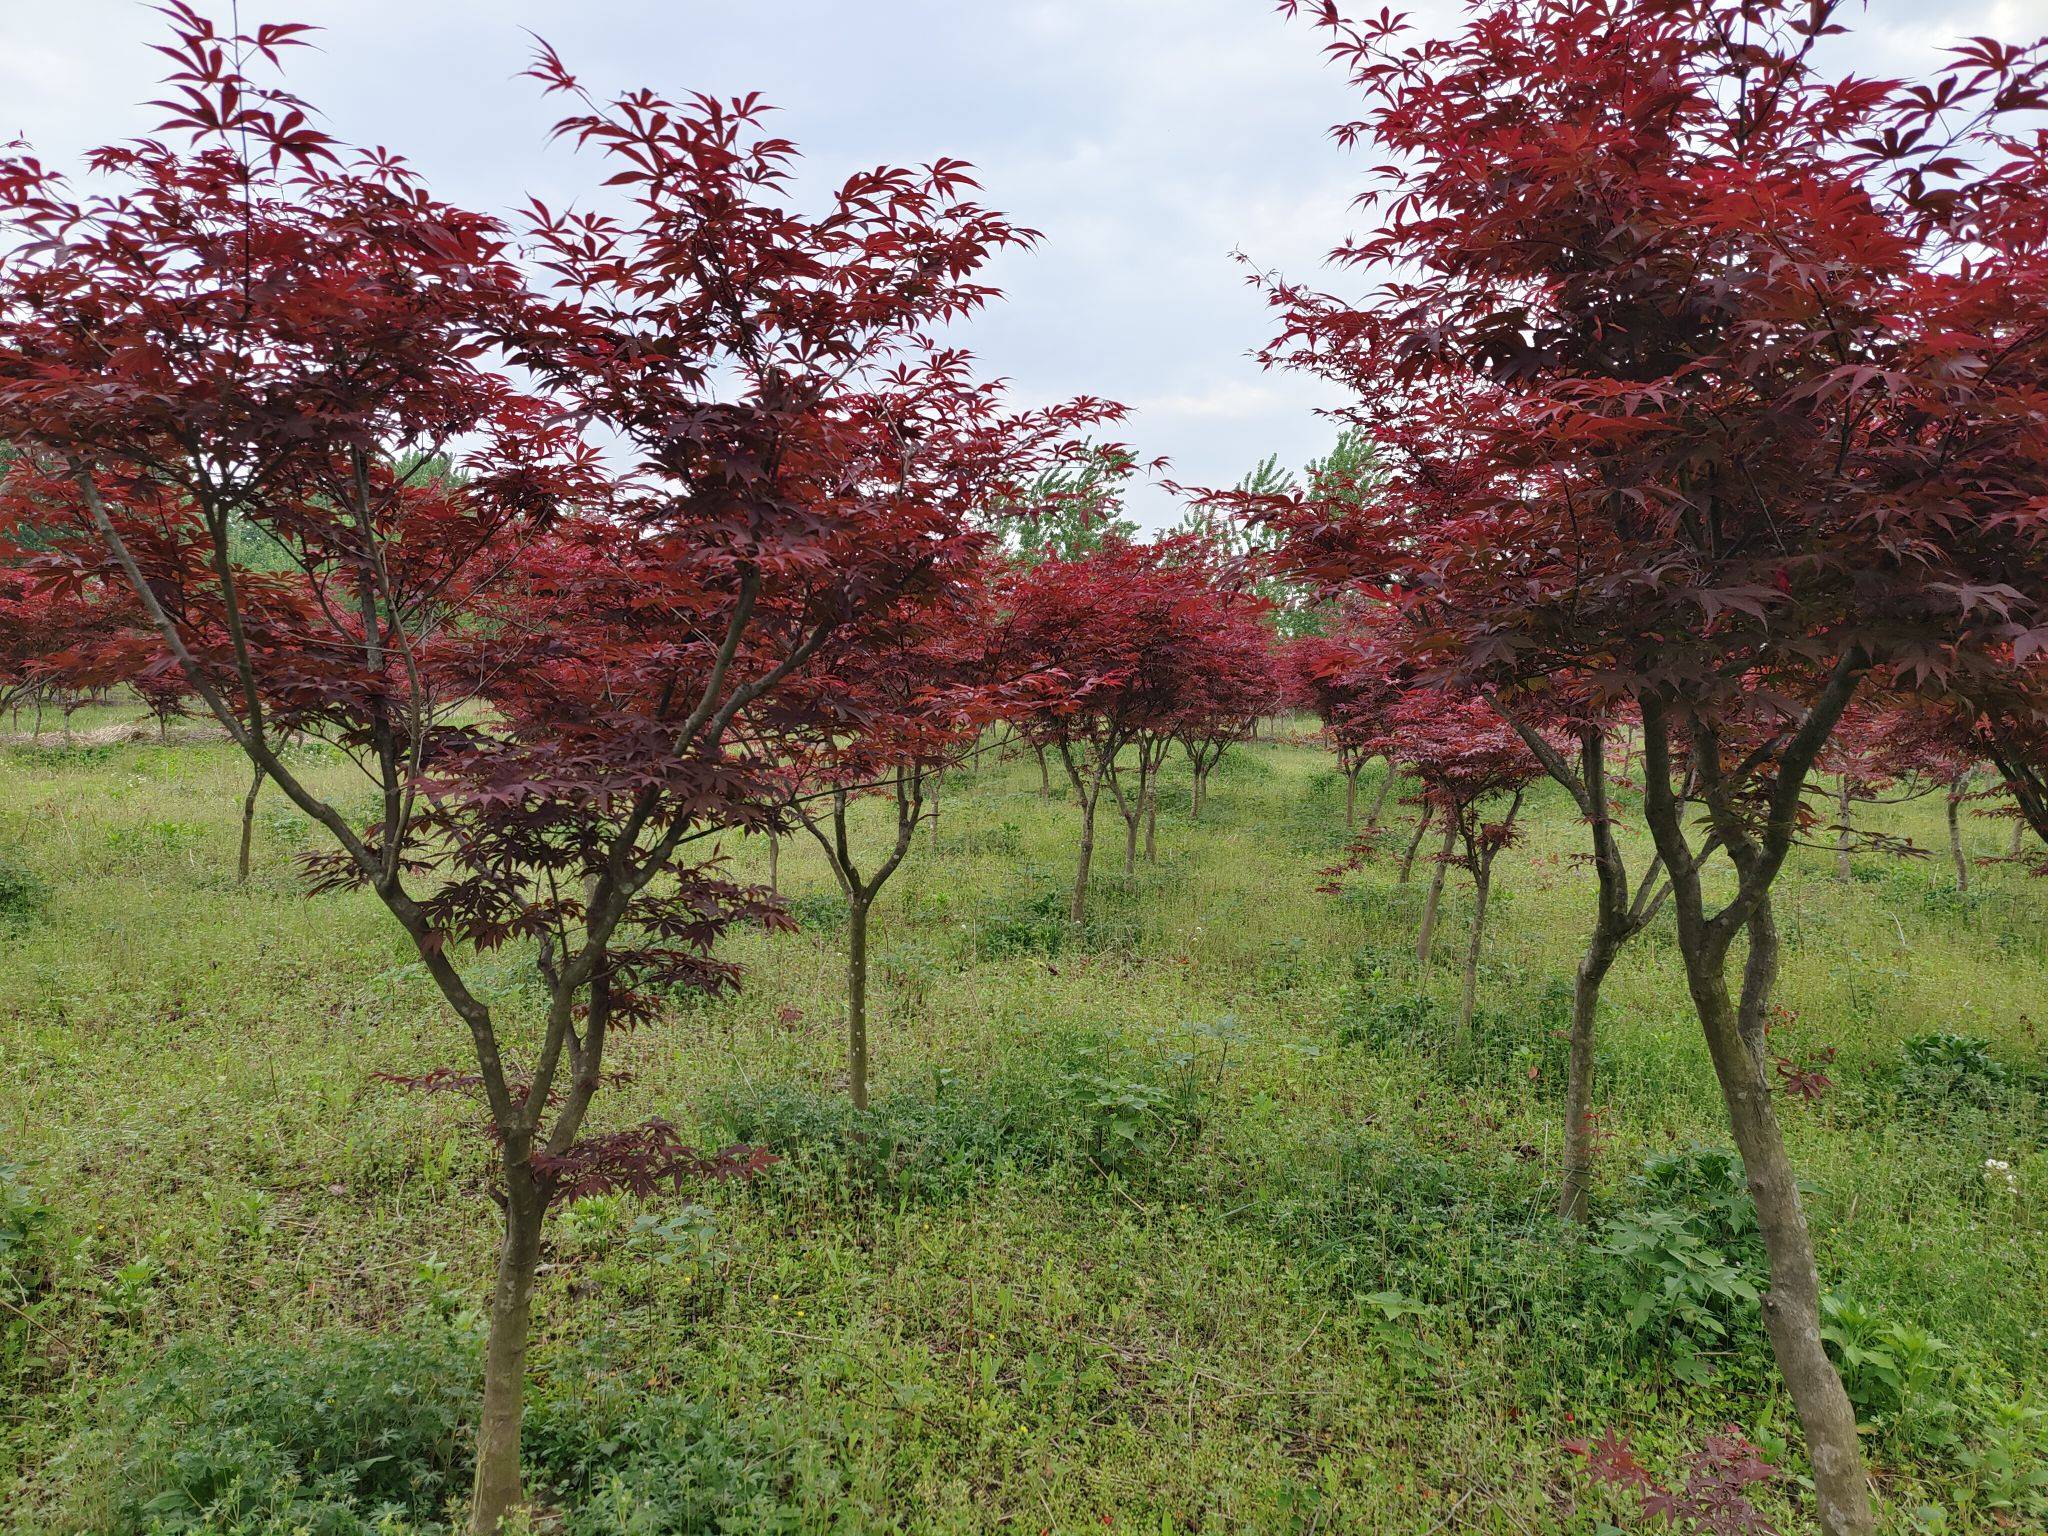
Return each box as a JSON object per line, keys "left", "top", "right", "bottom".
{"left": 1, "top": 719, "right": 2044, "bottom": 1532}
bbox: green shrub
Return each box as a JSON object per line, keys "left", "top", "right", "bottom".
{"left": 1335, "top": 969, "right": 1569, "bottom": 1094}
{"left": 526, "top": 1384, "right": 801, "bottom": 1535}
{"left": 707, "top": 1077, "right": 1065, "bottom": 1205}
{"left": 1900, "top": 1032, "right": 2011, "bottom": 1112}
{"left": 875, "top": 938, "right": 949, "bottom": 1013}
{"left": 0, "top": 1160, "right": 52, "bottom": 1301}
{"left": 0, "top": 856, "right": 47, "bottom": 931}
{"left": 782, "top": 890, "right": 848, "bottom": 932}
{"left": 1588, "top": 1147, "right": 1771, "bottom": 1384}
{"left": 0, "top": 1160, "right": 57, "bottom": 1378}
{"left": 970, "top": 888, "right": 1070, "bottom": 959}
{"left": 1821, "top": 1293, "right": 1966, "bottom": 1455}
{"left": 1266, "top": 1135, "right": 1584, "bottom": 1342}
{"left": 958, "top": 818, "right": 1023, "bottom": 857}
{"left": 53, "top": 1330, "right": 478, "bottom": 1535}
{"left": 1057, "top": 1021, "right": 1237, "bottom": 1178}
{"left": 968, "top": 886, "right": 1136, "bottom": 959}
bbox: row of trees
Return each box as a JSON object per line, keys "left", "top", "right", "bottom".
{"left": 0, "top": 11, "right": 1302, "bottom": 1529}
{"left": 7, "top": 2, "right": 2048, "bottom": 1532}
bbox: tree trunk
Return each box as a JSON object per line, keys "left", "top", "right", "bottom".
{"left": 237, "top": 760, "right": 265, "bottom": 886}
{"left": 1036, "top": 745, "right": 1051, "bottom": 799}
{"left": 1637, "top": 695, "right": 1876, "bottom": 1536}
{"left": 1143, "top": 783, "right": 1158, "bottom": 863}
{"left": 1121, "top": 802, "right": 1140, "bottom": 877}
{"left": 2012, "top": 817, "right": 2025, "bottom": 859}
{"left": 847, "top": 894, "right": 870, "bottom": 1111}
{"left": 1365, "top": 765, "right": 1393, "bottom": 830}
{"left": 1415, "top": 818, "right": 1456, "bottom": 964}
{"left": 1071, "top": 792, "right": 1097, "bottom": 923}
{"left": 927, "top": 781, "right": 940, "bottom": 851}
{"left": 471, "top": 1170, "right": 545, "bottom": 1536}
{"left": 1345, "top": 764, "right": 1359, "bottom": 828}
{"left": 767, "top": 832, "right": 779, "bottom": 894}
{"left": 1560, "top": 936, "right": 1618, "bottom": 1222}
{"left": 1947, "top": 774, "right": 1969, "bottom": 892}
{"left": 1834, "top": 775, "right": 1852, "bottom": 881}
{"left": 1455, "top": 857, "right": 1491, "bottom": 1042}
{"left": 1683, "top": 906, "right": 1875, "bottom": 1536}
{"left": 1398, "top": 807, "right": 1432, "bottom": 884}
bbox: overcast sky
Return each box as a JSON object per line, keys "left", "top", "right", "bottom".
{"left": 8, "top": 0, "right": 2046, "bottom": 526}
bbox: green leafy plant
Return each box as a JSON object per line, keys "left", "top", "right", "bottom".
{"left": 1820, "top": 1294, "right": 1964, "bottom": 1454}
{"left": 53, "top": 1331, "right": 478, "bottom": 1535}
{"left": 1590, "top": 1148, "right": 1770, "bottom": 1384}
{"left": 1900, "top": 1033, "right": 2011, "bottom": 1112}
{"left": 0, "top": 856, "right": 47, "bottom": 932}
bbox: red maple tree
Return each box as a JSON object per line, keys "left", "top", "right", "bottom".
{"left": 0, "top": 9, "right": 1114, "bottom": 1528}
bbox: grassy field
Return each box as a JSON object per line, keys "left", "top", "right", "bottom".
{"left": 0, "top": 716, "right": 2043, "bottom": 1534}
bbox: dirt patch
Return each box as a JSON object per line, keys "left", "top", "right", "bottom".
{"left": 0, "top": 718, "right": 230, "bottom": 748}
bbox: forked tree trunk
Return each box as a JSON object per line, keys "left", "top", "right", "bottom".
{"left": 472, "top": 1166, "right": 545, "bottom": 1535}
{"left": 1834, "top": 775, "right": 1853, "bottom": 881}
{"left": 237, "top": 760, "right": 265, "bottom": 885}
{"left": 797, "top": 774, "right": 921, "bottom": 1112}
{"left": 1415, "top": 818, "right": 1457, "bottom": 964}
{"left": 847, "top": 893, "right": 871, "bottom": 1111}
{"left": 1947, "top": 772, "right": 1970, "bottom": 892}
{"left": 1121, "top": 800, "right": 1141, "bottom": 877}
{"left": 1640, "top": 692, "right": 1876, "bottom": 1536}
{"left": 1398, "top": 806, "right": 1433, "bottom": 884}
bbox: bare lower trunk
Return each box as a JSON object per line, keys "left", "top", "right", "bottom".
{"left": 1685, "top": 906, "right": 1874, "bottom": 1536}
{"left": 1071, "top": 793, "right": 1097, "bottom": 923}
{"left": 1345, "top": 765, "right": 1359, "bottom": 828}
{"left": 1638, "top": 692, "right": 1875, "bottom": 1536}
{"left": 1365, "top": 766, "right": 1393, "bottom": 830}
{"left": 1560, "top": 937, "right": 1618, "bottom": 1222}
{"left": 1143, "top": 785, "right": 1157, "bottom": 863}
{"left": 237, "top": 760, "right": 265, "bottom": 885}
{"left": 1121, "top": 803, "right": 1140, "bottom": 877}
{"left": 1455, "top": 860, "right": 1491, "bottom": 1041}
{"left": 2012, "top": 818, "right": 2025, "bottom": 858}
{"left": 767, "top": 833, "right": 780, "bottom": 894}
{"left": 1947, "top": 777, "right": 1969, "bottom": 892}
{"left": 1398, "top": 807, "right": 1432, "bottom": 884}
{"left": 847, "top": 896, "right": 870, "bottom": 1111}
{"left": 1036, "top": 745, "right": 1051, "bottom": 799}
{"left": 1415, "top": 819, "right": 1456, "bottom": 964}
{"left": 1834, "top": 775, "right": 1852, "bottom": 881}
{"left": 471, "top": 1170, "right": 544, "bottom": 1535}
